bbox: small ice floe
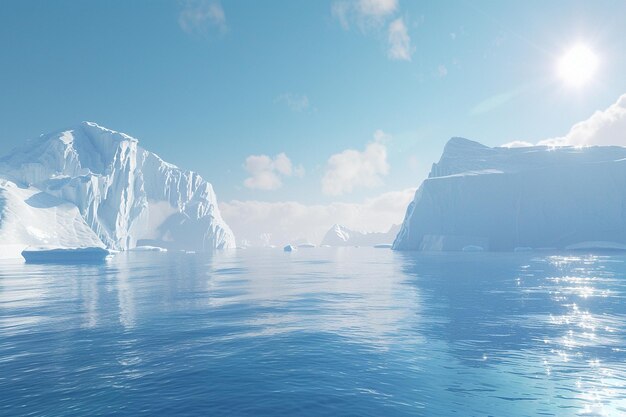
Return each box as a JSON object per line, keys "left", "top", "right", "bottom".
{"left": 298, "top": 243, "right": 316, "bottom": 248}
{"left": 514, "top": 246, "right": 533, "bottom": 252}
{"left": 283, "top": 244, "right": 297, "bottom": 252}
{"left": 373, "top": 243, "right": 393, "bottom": 249}
{"left": 129, "top": 246, "right": 168, "bottom": 252}
{"left": 462, "top": 245, "right": 484, "bottom": 252}
{"left": 21, "top": 246, "right": 112, "bottom": 264}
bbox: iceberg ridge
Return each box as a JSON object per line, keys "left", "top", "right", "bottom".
{"left": 0, "top": 122, "right": 235, "bottom": 253}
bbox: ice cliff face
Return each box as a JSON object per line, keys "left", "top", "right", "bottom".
{"left": 393, "top": 138, "right": 626, "bottom": 251}
{"left": 322, "top": 224, "right": 400, "bottom": 247}
{"left": 0, "top": 122, "right": 235, "bottom": 251}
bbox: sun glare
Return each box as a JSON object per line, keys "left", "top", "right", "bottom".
{"left": 557, "top": 44, "right": 598, "bottom": 87}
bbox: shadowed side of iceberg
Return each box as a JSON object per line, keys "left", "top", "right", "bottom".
{"left": 394, "top": 138, "right": 626, "bottom": 251}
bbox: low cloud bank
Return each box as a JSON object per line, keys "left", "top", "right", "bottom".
{"left": 220, "top": 188, "right": 415, "bottom": 247}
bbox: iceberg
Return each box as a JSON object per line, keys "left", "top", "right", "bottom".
{"left": 21, "top": 246, "right": 111, "bottom": 264}
{"left": 0, "top": 178, "right": 105, "bottom": 259}
{"left": 129, "top": 246, "right": 168, "bottom": 252}
{"left": 393, "top": 137, "right": 626, "bottom": 251}
{"left": 0, "top": 122, "right": 235, "bottom": 254}
{"left": 373, "top": 243, "right": 393, "bottom": 249}
{"left": 321, "top": 224, "right": 400, "bottom": 247}
{"left": 283, "top": 244, "right": 296, "bottom": 252}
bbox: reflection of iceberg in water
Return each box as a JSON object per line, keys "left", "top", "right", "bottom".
{"left": 113, "top": 259, "right": 136, "bottom": 330}
{"left": 0, "top": 262, "right": 50, "bottom": 332}
{"left": 206, "top": 248, "right": 422, "bottom": 348}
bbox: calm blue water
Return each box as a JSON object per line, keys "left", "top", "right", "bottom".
{"left": 1, "top": 248, "right": 626, "bottom": 416}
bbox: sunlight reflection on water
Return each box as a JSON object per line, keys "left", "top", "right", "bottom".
{"left": 1, "top": 249, "right": 625, "bottom": 416}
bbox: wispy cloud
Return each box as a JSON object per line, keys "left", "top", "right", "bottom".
{"left": 275, "top": 93, "right": 310, "bottom": 112}
{"left": 243, "top": 153, "right": 304, "bottom": 191}
{"left": 178, "top": 0, "right": 227, "bottom": 36}
{"left": 332, "top": 0, "right": 412, "bottom": 61}
{"left": 322, "top": 130, "right": 390, "bottom": 196}
{"left": 387, "top": 18, "right": 413, "bottom": 61}
{"left": 331, "top": 0, "right": 398, "bottom": 30}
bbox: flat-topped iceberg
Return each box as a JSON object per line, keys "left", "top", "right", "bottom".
{"left": 21, "top": 246, "right": 111, "bottom": 263}
{"left": 394, "top": 138, "right": 626, "bottom": 251}
{"left": 0, "top": 122, "right": 235, "bottom": 256}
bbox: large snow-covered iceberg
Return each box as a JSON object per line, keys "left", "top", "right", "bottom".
{"left": 393, "top": 137, "right": 626, "bottom": 251}
{"left": 0, "top": 122, "right": 235, "bottom": 254}
{"left": 322, "top": 224, "right": 400, "bottom": 247}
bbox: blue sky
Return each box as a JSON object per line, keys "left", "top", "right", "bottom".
{"left": 1, "top": 0, "right": 626, "bottom": 210}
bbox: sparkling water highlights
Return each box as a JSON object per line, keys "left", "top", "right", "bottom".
{"left": 1, "top": 249, "right": 626, "bottom": 416}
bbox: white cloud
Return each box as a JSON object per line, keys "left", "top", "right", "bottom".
{"left": 220, "top": 188, "right": 416, "bottom": 247}
{"left": 358, "top": 0, "right": 398, "bottom": 17}
{"left": 501, "top": 94, "right": 626, "bottom": 148}
{"left": 322, "top": 130, "right": 390, "bottom": 196}
{"left": 275, "top": 93, "right": 310, "bottom": 112}
{"left": 538, "top": 94, "right": 626, "bottom": 147}
{"left": 500, "top": 140, "right": 534, "bottom": 148}
{"left": 387, "top": 18, "right": 413, "bottom": 61}
{"left": 332, "top": 0, "right": 398, "bottom": 29}
{"left": 178, "top": 0, "right": 227, "bottom": 35}
{"left": 243, "top": 153, "right": 304, "bottom": 191}
{"left": 332, "top": 0, "right": 411, "bottom": 62}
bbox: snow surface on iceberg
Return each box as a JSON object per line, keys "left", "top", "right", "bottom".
{"left": 0, "top": 122, "right": 235, "bottom": 251}
{"left": 322, "top": 224, "right": 400, "bottom": 247}
{"left": 393, "top": 137, "right": 626, "bottom": 251}
{"left": 0, "top": 179, "right": 104, "bottom": 259}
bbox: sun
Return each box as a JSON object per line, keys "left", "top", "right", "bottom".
{"left": 557, "top": 44, "right": 598, "bottom": 87}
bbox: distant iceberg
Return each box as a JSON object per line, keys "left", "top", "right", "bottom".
{"left": 373, "top": 243, "right": 393, "bottom": 249}
{"left": 321, "top": 224, "right": 400, "bottom": 247}
{"left": 394, "top": 137, "right": 626, "bottom": 251}
{"left": 0, "top": 122, "right": 235, "bottom": 258}
{"left": 129, "top": 246, "right": 168, "bottom": 252}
